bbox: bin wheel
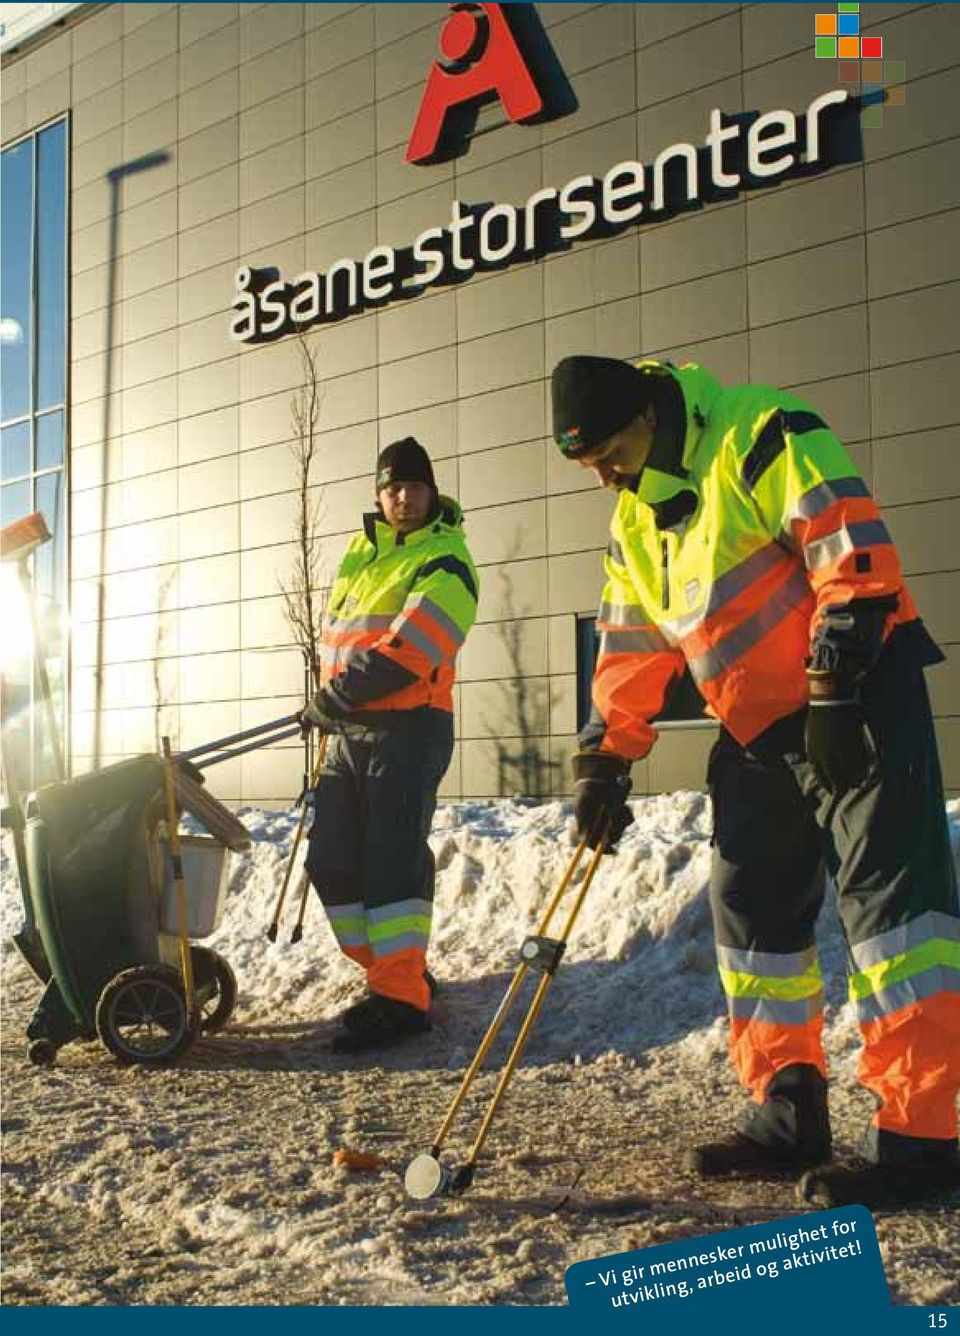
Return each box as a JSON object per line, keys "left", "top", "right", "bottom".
{"left": 96, "top": 964, "right": 198, "bottom": 1066}
{"left": 191, "top": 946, "right": 238, "bottom": 1034}
{"left": 28, "top": 1039, "right": 57, "bottom": 1067}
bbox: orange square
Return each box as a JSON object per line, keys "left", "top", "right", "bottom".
{"left": 886, "top": 83, "right": 906, "bottom": 106}
{"left": 838, "top": 35, "right": 860, "bottom": 57}
{"left": 815, "top": 13, "right": 837, "bottom": 34}
{"left": 861, "top": 60, "right": 882, "bottom": 81}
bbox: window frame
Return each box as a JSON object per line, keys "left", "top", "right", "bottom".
{"left": 1, "top": 113, "right": 71, "bottom": 788}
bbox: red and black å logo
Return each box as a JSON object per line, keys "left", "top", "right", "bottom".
{"left": 406, "top": 3, "right": 576, "bottom": 166}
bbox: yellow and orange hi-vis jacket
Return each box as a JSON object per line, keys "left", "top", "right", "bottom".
{"left": 319, "top": 496, "right": 478, "bottom": 716}
{"left": 583, "top": 360, "right": 920, "bottom": 760}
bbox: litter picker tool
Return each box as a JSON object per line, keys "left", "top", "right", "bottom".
{"left": 404, "top": 821, "right": 611, "bottom": 1201}
{"left": 290, "top": 733, "right": 329, "bottom": 943}
{"left": 266, "top": 733, "right": 328, "bottom": 942}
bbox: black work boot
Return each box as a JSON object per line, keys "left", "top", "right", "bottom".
{"left": 687, "top": 1064, "right": 832, "bottom": 1178}
{"left": 331, "top": 993, "right": 431, "bottom": 1054}
{"left": 799, "top": 1130, "right": 960, "bottom": 1211}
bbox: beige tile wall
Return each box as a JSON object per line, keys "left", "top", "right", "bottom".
{"left": 3, "top": 2, "right": 957, "bottom": 800}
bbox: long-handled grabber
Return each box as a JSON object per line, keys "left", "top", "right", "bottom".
{"left": 404, "top": 822, "right": 611, "bottom": 1201}
{"left": 266, "top": 734, "right": 328, "bottom": 942}
{"left": 289, "top": 734, "right": 329, "bottom": 944}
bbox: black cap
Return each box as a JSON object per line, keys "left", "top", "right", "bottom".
{"left": 551, "top": 356, "right": 656, "bottom": 459}
{"left": 375, "top": 436, "right": 436, "bottom": 492}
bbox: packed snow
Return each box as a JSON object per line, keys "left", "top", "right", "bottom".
{"left": 3, "top": 792, "right": 959, "bottom": 1307}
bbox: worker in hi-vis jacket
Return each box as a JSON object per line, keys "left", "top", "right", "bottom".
{"left": 551, "top": 353, "right": 959, "bottom": 1211}
{"left": 300, "top": 437, "right": 478, "bottom": 1055}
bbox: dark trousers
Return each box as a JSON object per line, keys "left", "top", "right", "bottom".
{"left": 708, "top": 628, "right": 960, "bottom": 1155}
{"left": 305, "top": 708, "right": 454, "bottom": 1012}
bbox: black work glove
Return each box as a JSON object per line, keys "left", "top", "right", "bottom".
{"left": 804, "top": 671, "right": 878, "bottom": 795}
{"left": 299, "top": 688, "right": 349, "bottom": 736}
{"left": 571, "top": 751, "right": 634, "bottom": 852}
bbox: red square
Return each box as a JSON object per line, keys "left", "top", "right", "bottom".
{"left": 861, "top": 36, "right": 883, "bottom": 58}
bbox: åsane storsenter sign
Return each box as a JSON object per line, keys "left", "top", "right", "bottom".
{"left": 229, "top": 90, "right": 852, "bottom": 345}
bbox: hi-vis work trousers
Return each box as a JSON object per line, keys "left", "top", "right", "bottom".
{"left": 305, "top": 708, "right": 454, "bottom": 1013}
{"left": 707, "top": 626, "right": 960, "bottom": 1162}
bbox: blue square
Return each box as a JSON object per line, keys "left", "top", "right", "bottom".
{"left": 838, "top": 13, "right": 860, "bottom": 35}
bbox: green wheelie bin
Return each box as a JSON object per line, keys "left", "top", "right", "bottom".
{"left": 12, "top": 753, "right": 251, "bottom": 1067}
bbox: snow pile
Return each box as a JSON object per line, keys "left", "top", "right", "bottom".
{"left": 8, "top": 792, "right": 957, "bottom": 1066}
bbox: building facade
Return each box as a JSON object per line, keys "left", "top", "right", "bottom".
{"left": 1, "top": 1, "right": 958, "bottom": 805}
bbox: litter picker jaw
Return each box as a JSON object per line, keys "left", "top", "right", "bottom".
{"left": 404, "top": 823, "right": 611, "bottom": 1200}
{"left": 404, "top": 1153, "right": 475, "bottom": 1201}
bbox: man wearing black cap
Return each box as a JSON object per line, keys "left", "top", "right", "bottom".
{"left": 300, "top": 438, "right": 478, "bottom": 1053}
{"left": 551, "top": 354, "right": 960, "bottom": 1211}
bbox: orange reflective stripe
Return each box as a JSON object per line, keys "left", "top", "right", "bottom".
{"left": 858, "top": 991, "right": 960, "bottom": 1139}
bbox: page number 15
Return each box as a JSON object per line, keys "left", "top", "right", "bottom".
{"left": 929, "top": 1317, "right": 948, "bottom": 1329}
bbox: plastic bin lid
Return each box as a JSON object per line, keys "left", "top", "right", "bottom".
{"left": 174, "top": 766, "right": 251, "bottom": 852}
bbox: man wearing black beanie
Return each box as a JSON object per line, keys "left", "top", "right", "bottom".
{"left": 551, "top": 353, "right": 960, "bottom": 1212}
{"left": 300, "top": 437, "right": 478, "bottom": 1054}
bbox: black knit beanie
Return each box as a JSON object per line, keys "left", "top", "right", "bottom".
{"left": 375, "top": 436, "right": 436, "bottom": 492}
{"left": 551, "top": 356, "right": 658, "bottom": 458}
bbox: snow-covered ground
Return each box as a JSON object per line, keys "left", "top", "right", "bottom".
{"left": 2, "top": 793, "right": 959, "bottom": 1307}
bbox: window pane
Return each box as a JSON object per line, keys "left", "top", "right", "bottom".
{"left": 1, "top": 139, "right": 33, "bottom": 422}
{"left": 34, "top": 470, "right": 64, "bottom": 605}
{"left": 1, "top": 420, "right": 31, "bottom": 480}
{"left": 36, "top": 121, "right": 67, "bottom": 411}
{"left": 36, "top": 410, "right": 63, "bottom": 470}
{"left": 1, "top": 478, "right": 32, "bottom": 527}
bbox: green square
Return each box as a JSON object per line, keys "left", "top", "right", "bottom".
{"left": 815, "top": 35, "right": 837, "bottom": 57}
{"left": 861, "top": 105, "right": 883, "bottom": 129}
{"left": 884, "top": 59, "right": 906, "bottom": 83}
{"left": 838, "top": 3, "right": 860, "bottom": 11}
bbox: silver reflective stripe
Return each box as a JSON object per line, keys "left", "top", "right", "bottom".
{"left": 727, "top": 992, "right": 824, "bottom": 1025}
{"left": 849, "top": 911, "right": 960, "bottom": 971}
{"left": 326, "top": 613, "right": 395, "bottom": 633}
{"left": 367, "top": 898, "right": 432, "bottom": 925}
{"left": 599, "top": 628, "right": 672, "bottom": 656}
{"left": 597, "top": 601, "right": 651, "bottom": 628}
{"left": 661, "top": 542, "right": 789, "bottom": 641}
{"left": 391, "top": 618, "right": 445, "bottom": 665}
{"left": 790, "top": 476, "right": 870, "bottom": 522}
{"left": 371, "top": 930, "right": 430, "bottom": 957}
{"left": 399, "top": 594, "right": 466, "bottom": 648}
{"left": 688, "top": 566, "right": 810, "bottom": 685}
{"left": 608, "top": 536, "right": 626, "bottom": 567}
{"left": 804, "top": 526, "right": 852, "bottom": 571}
{"left": 804, "top": 520, "right": 891, "bottom": 572}
{"left": 716, "top": 943, "right": 819, "bottom": 979}
{"left": 331, "top": 928, "right": 368, "bottom": 948}
{"left": 853, "top": 966, "right": 960, "bottom": 1024}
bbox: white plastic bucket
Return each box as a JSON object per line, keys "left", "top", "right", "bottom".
{"left": 160, "top": 835, "right": 231, "bottom": 938}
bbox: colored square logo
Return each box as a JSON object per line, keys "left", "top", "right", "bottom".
{"left": 861, "top": 60, "right": 882, "bottom": 80}
{"left": 838, "top": 3, "right": 860, "bottom": 11}
{"left": 815, "top": 35, "right": 837, "bottom": 57}
{"left": 838, "top": 35, "right": 860, "bottom": 57}
{"left": 886, "top": 83, "right": 906, "bottom": 106}
{"left": 815, "top": 13, "right": 837, "bottom": 35}
{"left": 838, "top": 13, "right": 859, "bottom": 35}
{"left": 838, "top": 60, "right": 861, "bottom": 82}
{"left": 861, "top": 105, "right": 883, "bottom": 129}
{"left": 861, "top": 35, "right": 883, "bottom": 57}
{"left": 885, "top": 59, "right": 905, "bottom": 82}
